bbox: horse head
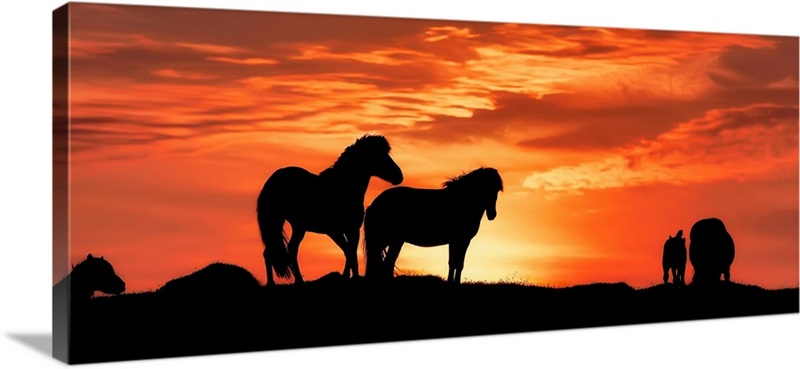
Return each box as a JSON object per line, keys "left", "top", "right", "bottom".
{"left": 479, "top": 168, "right": 503, "bottom": 220}
{"left": 484, "top": 190, "right": 499, "bottom": 220}
{"left": 332, "top": 134, "right": 403, "bottom": 186}
{"left": 80, "top": 253, "right": 126, "bottom": 296}
{"left": 371, "top": 151, "right": 403, "bottom": 186}
{"left": 664, "top": 230, "right": 686, "bottom": 249}
{"left": 444, "top": 167, "right": 503, "bottom": 220}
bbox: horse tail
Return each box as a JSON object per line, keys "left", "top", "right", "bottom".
{"left": 362, "top": 206, "right": 379, "bottom": 278}
{"left": 256, "top": 183, "right": 292, "bottom": 279}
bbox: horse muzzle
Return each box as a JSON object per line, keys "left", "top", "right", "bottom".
{"left": 390, "top": 173, "right": 404, "bottom": 186}
{"left": 103, "top": 278, "right": 126, "bottom": 295}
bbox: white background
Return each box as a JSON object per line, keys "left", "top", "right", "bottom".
{"left": 1, "top": 1, "right": 798, "bottom": 368}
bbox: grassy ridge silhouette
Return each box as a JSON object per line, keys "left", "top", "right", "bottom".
{"left": 65, "top": 264, "right": 799, "bottom": 364}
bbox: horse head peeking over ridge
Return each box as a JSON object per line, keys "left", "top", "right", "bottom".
{"left": 256, "top": 134, "right": 403, "bottom": 286}
{"left": 662, "top": 230, "right": 687, "bottom": 285}
{"left": 55, "top": 254, "right": 126, "bottom": 302}
{"left": 364, "top": 167, "right": 503, "bottom": 284}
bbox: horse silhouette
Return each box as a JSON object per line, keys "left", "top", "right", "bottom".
{"left": 256, "top": 134, "right": 403, "bottom": 286}
{"left": 689, "top": 218, "right": 735, "bottom": 285}
{"left": 364, "top": 167, "right": 503, "bottom": 284}
{"left": 54, "top": 253, "right": 126, "bottom": 302}
{"left": 661, "top": 230, "right": 686, "bottom": 285}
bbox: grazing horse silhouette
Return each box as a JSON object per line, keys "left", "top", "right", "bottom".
{"left": 54, "top": 254, "right": 126, "bottom": 302}
{"left": 689, "top": 218, "right": 735, "bottom": 285}
{"left": 364, "top": 167, "right": 503, "bottom": 284}
{"left": 662, "top": 230, "right": 686, "bottom": 285}
{"left": 257, "top": 134, "right": 403, "bottom": 286}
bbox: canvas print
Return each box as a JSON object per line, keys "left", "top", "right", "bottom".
{"left": 53, "top": 2, "right": 799, "bottom": 364}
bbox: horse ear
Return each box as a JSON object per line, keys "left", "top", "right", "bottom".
{"left": 100, "top": 256, "right": 105, "bottom": 260}
{"left": 87, "top": 253, "right": 94, "bottom": 259}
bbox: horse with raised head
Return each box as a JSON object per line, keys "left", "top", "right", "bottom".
{"left": 257, "top": 134, "right": 403, "bottom": 286}
{"left": 662, "top": 230, "right": 686, "bottom": 285}
{"left": 364, "top": 167, "right": 503, "bottom": 284}
{"left": 54, "top": 254, "right": 126, "bottom": 302}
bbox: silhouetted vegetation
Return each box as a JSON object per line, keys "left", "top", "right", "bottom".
{"left": 65, "top": 269, "right": 798, "bottom": 364}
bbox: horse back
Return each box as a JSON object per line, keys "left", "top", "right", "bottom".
{"left": 366, "top": 186, "right": 484, "bottom": 246}
{"left": 264, "top": 166, "right": 318, "bottom": 188}
{"left": 689, "top": 218, "right": 735, "bottom": 269}
{"left": 259, "top": 166, "right": 365, "bottom": 232}
{"left": 662, "top": 236, "right": 686, "bottom": 267}
{"left": 369, "top": 186, "right": 463, "bottom": 221}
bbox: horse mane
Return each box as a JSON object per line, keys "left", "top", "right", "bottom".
{"left": 442, "top": 167, "right": 504, "bottom": 192}
{"left": 320, "top": 134, "right": 391, "bottom": 176}
{"left": 72, "top": 254, "right": 98, "bottom": 273}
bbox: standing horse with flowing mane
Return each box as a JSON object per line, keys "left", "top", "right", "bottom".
{"left": 257, "top": 134, "right": 403, "bottom": 286}
{"left": 364, "top": 167, "right": 503, "bottom": 284}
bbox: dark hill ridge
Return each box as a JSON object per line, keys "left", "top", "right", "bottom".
{"left": 65, "top": 270, "right": 799, "bottom": 364}
{"left": 157, "top": 263, "right": 261, "bottom": 297}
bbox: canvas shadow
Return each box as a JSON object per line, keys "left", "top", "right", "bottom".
{"left": 7, "top": 333, "right": 52, "bottom": 357}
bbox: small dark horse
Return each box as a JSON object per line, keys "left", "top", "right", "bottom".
{"left": 662, "top": 230, "right": 687, "bottom": 285}
{"left": 257, "top": 134, "right": 403, "bottom": 285}
{"left": 54, "top": 254, "right": 126, "bottom": 302}
{"left": 364, "top": 167, "right": 503, "bottom": 284}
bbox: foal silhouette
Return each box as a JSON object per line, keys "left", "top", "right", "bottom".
{"left": 364, "top": 167, "right": 503, "bottom": 284}
{"left": 256, "top": 134, "right": 403, "bottom": 285}
{"left": 662, "top": 230, "right": 686, "bottom": 285}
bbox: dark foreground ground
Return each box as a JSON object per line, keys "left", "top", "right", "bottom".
{"left": 65, "top": 273, "right": 799, "bottom": 364}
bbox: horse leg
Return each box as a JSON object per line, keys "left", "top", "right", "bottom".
{"left": 723, "top": 267, "right": 731, "bottom": 282}
{"left": 263, "top": 248, "right": 275, "bottom": 287}
{"left": 663, "top": 266, "right": 670, "bottom": 284}
{"left": 365, "top": 237, "right": 386, "bottom": 280}
{"left": 287, "top": 227, "right": 306, "bottom": 284}
{"left": 448, "top": 241, "right": 469, "bottom": 284}
{"left": 383, "top": 241, "right": 404, "bottom": 279}
{"left": 344, "top": 228, "right": 361, "bottom": 278}
{"left": 329, "top": 233, "right": 352, "bottom": 278}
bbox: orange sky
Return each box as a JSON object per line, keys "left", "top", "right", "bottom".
{"left": 56, "top": 3, "right": 799, "bottom": 292}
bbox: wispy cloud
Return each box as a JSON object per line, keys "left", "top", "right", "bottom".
{"left": 174, "top": 42, "right": 246, "bottom": 54}
{"left": 151, "top": 68, "right": 219, "bottom": 80}
{"left": 290, "top": 44, "right": 434, "bottom": 66}
{"left": 207, "top": 56, "right": 279, "bottom": 65}
{"left": 523, "top": 104, "right": 799, "bottom": 193}
{"left": 423, "top": 26, "right": 480, "bottom": 42}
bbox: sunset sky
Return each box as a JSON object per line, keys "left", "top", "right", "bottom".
{"left": 57, "top": 3, "right": 798, "bottom": 292}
